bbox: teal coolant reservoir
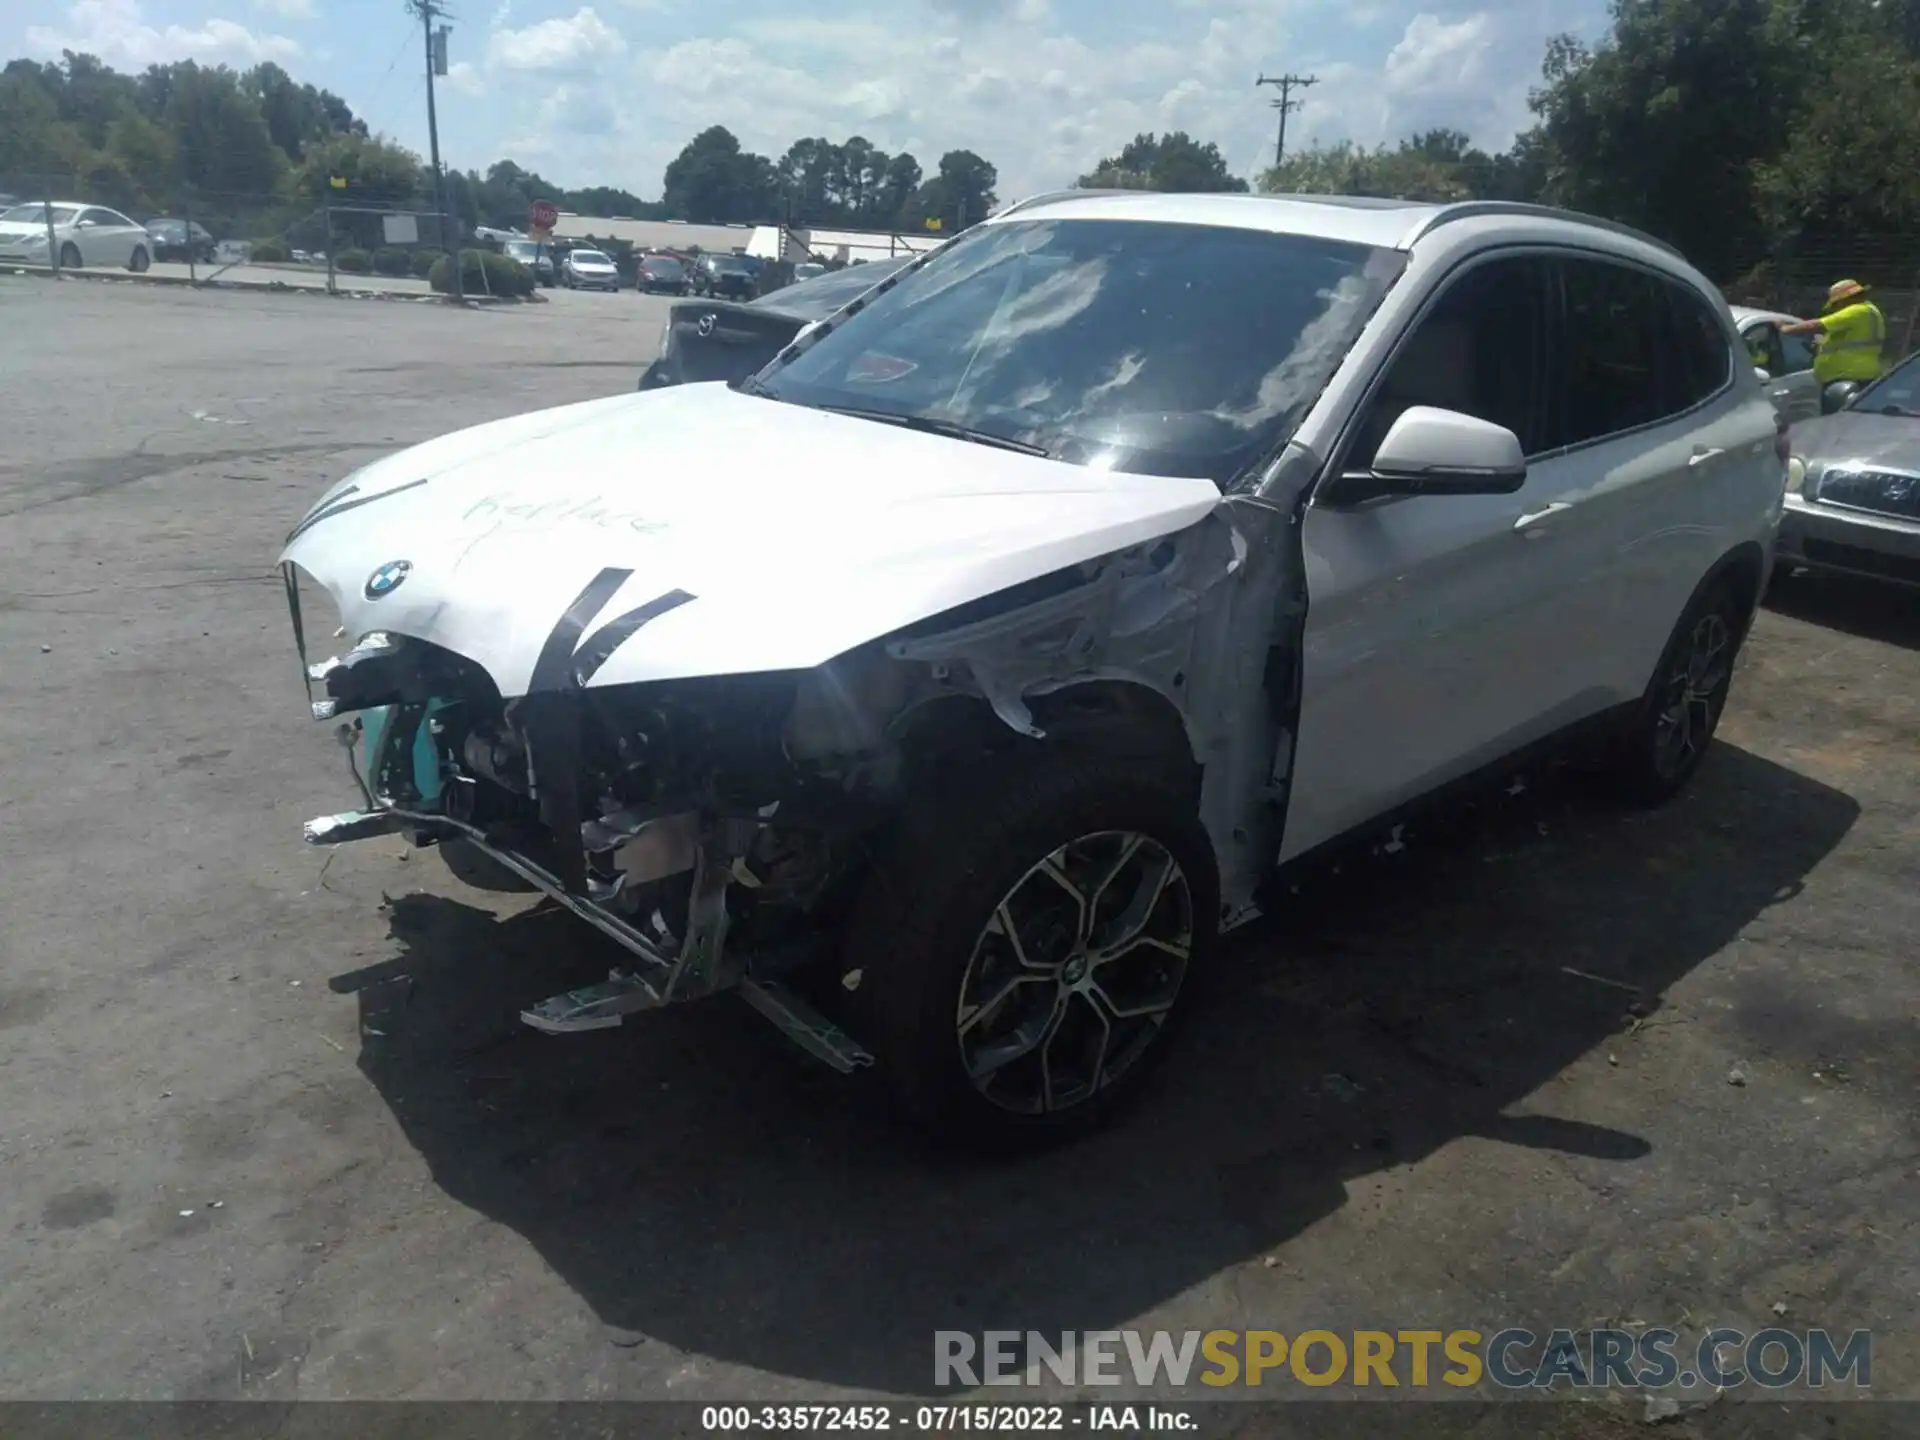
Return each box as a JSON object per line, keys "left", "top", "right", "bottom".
{"left": 358, "top": 700, "right": 449, "bottom": 805}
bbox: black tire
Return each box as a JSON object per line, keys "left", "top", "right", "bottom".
{"left": 1601, "top": 575, "right": 1745, "bottom": 806}
{"left": 842, "top": 747, "right": 1218, "bottom": 1152}
{"left": 59, "top": 242, "right": 81, "bottom": 269}
{"left": 128, "top": 246, "right": 150, "bottom": 273}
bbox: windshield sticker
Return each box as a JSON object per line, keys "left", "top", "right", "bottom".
{"left": 848, "top": 352, "right": 917, "bottom": 383}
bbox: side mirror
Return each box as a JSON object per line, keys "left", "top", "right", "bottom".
{"left": 1754, "top": 366, "right": 1772, "bottom": 383}
{"left": 1821, "top": 381, "right": 1860, "bottom": 415}
{"left": 793, "top": 319, "right": 823, "bottom": 344}
{"left": 1334, "top": 406, "right": 1528, "bottom": 503}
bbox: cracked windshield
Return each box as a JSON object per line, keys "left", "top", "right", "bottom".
{"left": 4, "top": 0, "right": 1919, "bottom": 1425}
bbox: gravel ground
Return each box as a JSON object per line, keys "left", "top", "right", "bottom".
{"left": 0, "top": 278, "right": 1914, "bottom": 1430}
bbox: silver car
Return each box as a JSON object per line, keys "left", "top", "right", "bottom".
{"left": 1733, "top": 304, "right": 1820, "bottom": 424}
{"left": 1780, "top": 350, "right": 1920, "bottom": 589}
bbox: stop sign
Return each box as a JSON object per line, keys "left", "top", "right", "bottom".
{"left": 530, "top": 199, "right": 558, "bottom": 230}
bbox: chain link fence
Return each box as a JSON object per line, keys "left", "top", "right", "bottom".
{"left": 1723, "top": 234, "right": 1920, "bottom": 360}
{"left": 0, "top": 172, "right": 470, "bottom": 297}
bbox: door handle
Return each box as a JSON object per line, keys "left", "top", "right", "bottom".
{"left": 1689, "top": 446, "right": 1726, "bottom": 467}
{"left": 1513, "top": 501, "right": 1571, "bottom": 533}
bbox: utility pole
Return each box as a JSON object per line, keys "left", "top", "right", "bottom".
{"left": 1255, "top": 72, "right": 1318, "bottom": 169}
{"left": 410, "top": 0, "right": 461, "bottom": 298}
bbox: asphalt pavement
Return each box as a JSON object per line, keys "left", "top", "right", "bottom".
{"left": 0, "top": 277, "right": 1915, "bottom": 1426}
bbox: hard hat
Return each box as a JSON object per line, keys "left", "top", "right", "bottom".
{"left": 1825, "top": 278, "right": 1869, "bottom": 309}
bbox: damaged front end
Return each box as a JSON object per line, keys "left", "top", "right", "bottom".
{"left": 280, "top": 496, "right": 1272, "bottom": 1072}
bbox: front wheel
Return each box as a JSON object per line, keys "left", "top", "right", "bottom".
{"left": 59, "top": 243, "right": 82, "bottom": 269}
{"left": 1602, "top": 575, "right": 1744, "bottom": 805}
{"left": 842, "top": 749, "right": 1217, "bottom": 1151}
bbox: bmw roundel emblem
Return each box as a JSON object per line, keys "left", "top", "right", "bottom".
{"left": 364, "top": 560, "right": 412, "bottom": 599}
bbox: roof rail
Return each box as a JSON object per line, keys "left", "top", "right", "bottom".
{"left": 1406, "top": 201, "right": 1684, "bottom": 260}
{"left": 989, "top": 188, "right": 1139, "bottom": 220}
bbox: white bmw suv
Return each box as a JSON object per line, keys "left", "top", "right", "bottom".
{"left": 280, "top": 191, "right": 1784, "bottom": 1148}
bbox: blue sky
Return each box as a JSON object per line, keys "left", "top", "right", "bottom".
{"left": 14, "top": 0, "right": 1607, "bottom": 201}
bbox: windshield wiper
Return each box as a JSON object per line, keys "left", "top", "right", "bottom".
{"left": 811, "top": 404, "right": 1052, "bottom": 457}
{"left": 1871, "top": 404, "right": 1920, "bottom": 417}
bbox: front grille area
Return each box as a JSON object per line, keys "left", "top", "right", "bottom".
{"left": 1801, "top": 539, "right": 1920, "bottom": 584}
{"left": 1816, "top": 467, "right": 1920, "bottom": 520}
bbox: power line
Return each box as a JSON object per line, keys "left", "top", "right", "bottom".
{"left": 1255, "top": 72, "right": 1318, "bottom": 168}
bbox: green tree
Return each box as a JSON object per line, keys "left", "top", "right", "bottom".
{"left": 1751, "top": 5, "right": 1920, "bottom": 241}
{"left": 661, "top": 126, "right": 781, "bottom": 223}
{"left": 903, "top": 149, "right": 997, "bottom": 232}
{"left": 1512, "top": 0, "right": 1801, "bottom": 278}
{"left": 1078, "top": 132, "right": 1249, "bottom": 192}
{"left": 168, "top": 62, "right": 286, "bottom": 199}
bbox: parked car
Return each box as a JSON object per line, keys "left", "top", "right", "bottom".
{"left": 279, "top": 192, "right": 1781, "bottom": 1149}
{"left": 561, "top": 247, "right": 621, "bottom": 292}
{"left": 0, "top": 201, "right": 152, "bottom": 271}
{"left": 1778, "top": 348, "right": 1920, "bottom": 589}
{"left": 502, "top": 239, "right": 556, "bottom": 287}
{"left": 637, "top": 255, "right": 690, "bottom": 294}
{"left": 1733, "top": 304, "right": 1820, "bottom": 425}
{"left": 144, "top": 217, "right": 216, "bottom": 264}
{"left": 638, "top": 254, "right": 915, "bottom": 391}
{"left": 693, "top": 252, "right": 758, "bottom": 300}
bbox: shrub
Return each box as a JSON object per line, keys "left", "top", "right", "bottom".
{"left": 429, "top": 249, "right": 535, "bottom": 298}
{"left": 410, "top": 248, "right": 440, "bottom": 277}
{"left": 371, "top": 246, "right": 412, "bottom": 276}
{"left": 250, "top": 236, "right": 291, "bottom": 263}
{"left": 335, "top": 248, "right": 371, "bottom": 274}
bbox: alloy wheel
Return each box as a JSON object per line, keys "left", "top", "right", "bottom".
{"left": 954, "top": 831, "right": 1193, "bottom": 1116}
{"left": 1652, "top": 611, "right": 1731, "bottom": 778}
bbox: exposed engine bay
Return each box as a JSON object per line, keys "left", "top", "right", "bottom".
{"left": 285, "top": 491, "right": 1294, "bottom": 1071}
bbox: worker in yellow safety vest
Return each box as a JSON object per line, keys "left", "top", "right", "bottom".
{"left": 1781, "top": 279, "right": 1887, "bottom": 384}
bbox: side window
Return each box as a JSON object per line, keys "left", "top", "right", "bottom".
{"left": 1663, "top": 280, "right": 1731, "bottom": 408}
{"left": 1554, "top": 257, "right": 1668, "bottom": 445}
{"left": 76, "top": 207, "right": 106, "bottom": 227}
{"left": 99, "top": 209, "right": 137, "bottom": 229}
{"left": 1350, "top": 255, "right": 1554, "bottom": 463}
{"left": 1779, "top": 329, "right": 1816, "bottom": 374}
{"left": 1743, "top": 322, "right": 1785, "bottom": 377}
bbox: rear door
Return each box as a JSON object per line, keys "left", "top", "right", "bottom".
{"left": 1541, "top": 255, "right": 1765, "bottom": 699}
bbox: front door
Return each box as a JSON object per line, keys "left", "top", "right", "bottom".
{"left": 1743, "top": 319, "right": 1820, "bottom": 425}
{"left": 1283, "top": 253, "right": 1590, "bottom": 862}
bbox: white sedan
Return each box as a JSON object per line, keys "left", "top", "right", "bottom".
{"left": 0, "top": 202, "right": 153, "bottom": 271}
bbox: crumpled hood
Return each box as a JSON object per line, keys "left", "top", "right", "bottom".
{"left": 1791, "top": 410, "right": 1920, "bottom": 469}
{"left": 279, "top": 382, "right": 1222, "bottom": 697}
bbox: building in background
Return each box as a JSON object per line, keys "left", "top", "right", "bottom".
{"left": 551, "top": 212, "right": 942, "bottom": 266}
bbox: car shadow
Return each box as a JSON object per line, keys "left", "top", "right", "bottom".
{"left": 1766, "top": 570, "right": 1920, "bottom": 649}
{"left": 338, "top": 743, "right": 1858, "bottom": 1395}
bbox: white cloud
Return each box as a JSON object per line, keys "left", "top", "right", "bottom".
{"left": 488, "top": 8, "right": 626, "bottom": 74}
{"left": 25, "top": 0, "right": 301, "bottom": 69}
{"left": 446, "top": 60, "right": 485, "bottom": 98}
{"left": 455, "top": 0, "right": 1580, "bottom": 203}
{"left": 250, "top": 0, "right": 315, "bottom": 19}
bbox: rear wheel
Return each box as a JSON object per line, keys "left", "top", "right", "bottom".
{"left": 1602, "top": 576, "right": 1743, "bottom": 805}
{"left": 843, "top": 748, "right": 1217, "bottom": 1152}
